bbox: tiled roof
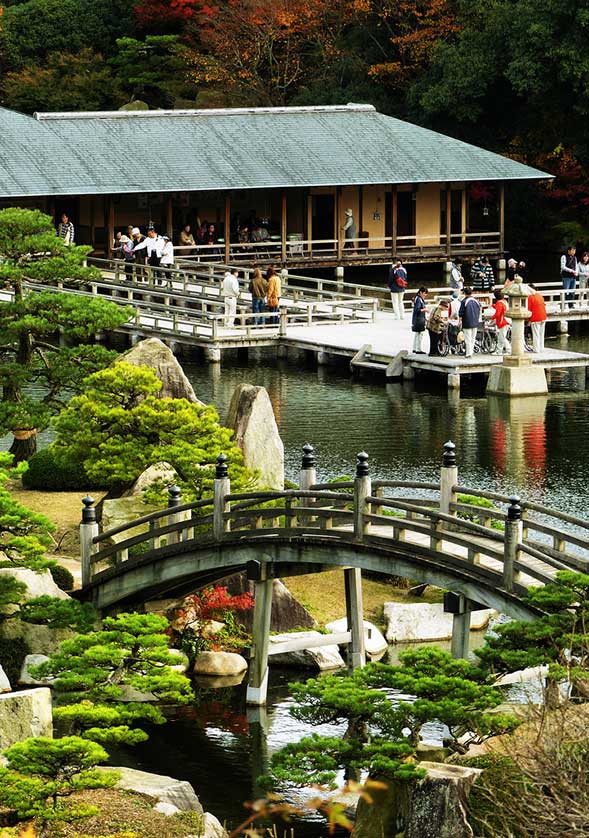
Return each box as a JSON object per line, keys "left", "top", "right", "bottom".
{"left": 0, "top": 104, "right": 550, "bottom": 198}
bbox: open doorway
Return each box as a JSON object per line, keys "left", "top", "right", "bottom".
{"left": 311, "top": 194, "right": 335, "bottom": 250}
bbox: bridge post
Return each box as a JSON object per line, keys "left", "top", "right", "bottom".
{"left": 246, "top": 562, "right": 274, "bottom": 706}
{"left": 344, "top": 568, "right": 366, "bottom": 670}
{"left": 299, "top": 443, "right": 316, "bottom": 491}
{"left": 167, "top": 485, "right": 184, "bottom": 545}
{"left": 448, "top": 594, "right": 471, "bottom": 660}
{"left": 440, "top": 441, "right": 458, "bottom": 517}
{"left": 503, "top": 496, "right": 522, "bottom": 592}
{"left": 213, "top": 455, "right": 231, "bottom": 541}
{"left": 80, "top": 496, "right": 99, "bottom": 588}
{"left": 354, "top": 452, "right": 371, "bottom": 540}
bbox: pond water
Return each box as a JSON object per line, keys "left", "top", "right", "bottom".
{"left": 113, "top": 332, "right": 589, "bottom": 834}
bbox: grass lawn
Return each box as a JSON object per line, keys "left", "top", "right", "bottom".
{"left": 286, "top": 569, "right": 443, "bottom": 628}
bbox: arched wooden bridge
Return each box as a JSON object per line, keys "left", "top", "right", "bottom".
{"left": 79, "top": 442, "right": 589, "bottom": 703}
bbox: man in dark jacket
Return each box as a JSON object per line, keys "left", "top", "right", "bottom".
{"left": 411, "top": 287, "right": 428, "bottom": 353}
{"left": 458, "top": 287, "right": 481, "bottom": 357}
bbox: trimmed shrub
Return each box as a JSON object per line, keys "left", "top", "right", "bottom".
{"left": 21, "top": 446, "right": 99, "bottom": 491}
{"left": 49, "top": 564, "right": 75, "bottom": 592}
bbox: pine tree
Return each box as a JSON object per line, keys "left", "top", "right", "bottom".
{"left": 0, "top": 207, "right": 132, "bottom": 461}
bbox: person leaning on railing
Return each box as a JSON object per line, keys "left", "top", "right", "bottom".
{"left": 266, "top": 267, "right": 281, "bottom": 326}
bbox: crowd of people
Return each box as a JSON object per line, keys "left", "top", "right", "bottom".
{"left": 390, "top": 257, "right": 549, "bottom": 358}
{"left": 111, "top": 225, "right": 175, "bottom": 278}
{"left": 222, "top": 264, "right": 282, "bottom": 328}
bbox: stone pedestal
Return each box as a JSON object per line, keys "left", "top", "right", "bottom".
{"left": 487, "top": 357, "right": 548, "bottom": 396}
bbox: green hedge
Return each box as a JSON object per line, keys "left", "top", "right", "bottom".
{"left": 22, "top": 446, "right": 99, "bottom": 491}
{"left": 0, "top": 637, "right": 29, "bottom": 686}
{"left": 49, "top": 564, "right": 75, "bottom": 592}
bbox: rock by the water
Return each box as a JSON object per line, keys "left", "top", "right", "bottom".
{"left": 0, "top": 666, "right": 10, "bottom": 694}
{"left": 0, "top": 619, "right": 75, "bottom": 656}
{"left": 494, "top": 665, "right": 548, "bottom": 686}
{"left": 169, "top": 648, "right": 190, "bottom": 674}
{"left": 18, "top": 654, "right": 53, "bottom": 686}
{"left": 194, "top": 651, "right": 248, "bottom": 676}
{"left": 0, "top": 688, "right": 53, "bottom": 750}
{"left": 121, "top": 338, "right": 203, "bottom": 403}
{"left": 384, "top": 602, "right": 493, "bottom": 643}
{"left": 200, "top": 812, "right": 229, "bottom": 838}
{"left": 325, "top": 617, "right": 388, "bottom": 660}
{"left": 352, "top": 763, "right": 482, "bottom": 838}
{"left": 124, "top": 461, "right": 179, "bottom": 498}
{"left": 269, "top": 631, "right": 345, "bottom": 670}
{"left": 110, "top": 766, "right": 204, "bottom": 813}
{"left": 226, "top": 384, "right": 284, "bottom": 490}
{"left": 225, "top": 573, "right": 316, "bottom": 632}
{"left": 193, "top": 672, "right": 246, "bottom": 689}
{"left": 0, "top": 567, "right": 70, "bottom": 606}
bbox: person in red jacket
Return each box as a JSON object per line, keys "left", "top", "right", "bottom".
{"left": 488, "top": 289, "right": 511, "bottom": 354}
{"left": 527, "top": 284, "right": 547, "bottom": 353}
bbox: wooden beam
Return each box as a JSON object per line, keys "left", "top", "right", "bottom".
{"left": 358, "top": 185, "right": 363, "bottom": 244}
{"left": 499, "top": 183, "right": 505, "bottom": 253}
{"left": 224, "top": 193, "right": 231, "bottom": 264}
{"left": 445, "top": 183, "right": 452, "bottom": 257}
{"left": 107, "top": 196, "right": 114, "bottom": 257}
{"left": 391, "top": 185, "right": 398, "bottom": 258}
{"left": 281, "top": 189, "right": 287, "bottom": 263}
{"left": 166, "top": 195, "right": 173, "bottom": 239}
{"left": 268, "top": 631, "right": 352, "bottom": 655}
{"left": 246, "top": 577, "right": 273, "bottom": 705}
{"left": 344, "top": 567, "right": 366, "bottom": 669}
{"left": 336, "top": 186, "right": 343, "bottom": 261}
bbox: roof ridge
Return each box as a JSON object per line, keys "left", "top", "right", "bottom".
{"left": 34, "top": 103, "right": 377, "bottom": 121}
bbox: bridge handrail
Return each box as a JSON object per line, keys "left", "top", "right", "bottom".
{"left": 453, "top": 485, "right": 589, "bottom": 532}
{"left": 366, "top": 496, "right": 504, "bottom": 542}
{"left": 225, "top": 489, "right": 355, "bottom": 503}
{"left": 372, "top": 480, "right": 440, "bottom": 491}
{"left": 93, "top": 496, "right": 214, "bottom": 543}
{"left": 517, "top": 540, "right": 586, "bottom": 573}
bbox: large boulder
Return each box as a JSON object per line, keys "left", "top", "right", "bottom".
{"left": 384, "top": 602, "right": 493, "bottom": 643}
{"left": 325, "top": 617, "right": 388, "bottom": 660}
{"left": 269, "top": 631, "right": 345, "bottom": 670}
{"left": 0, "top": 620, "right": 74, "bottom": 656}
{"left": 225, "top": 573, "right": 316, "bottom": 632}
{"left": 0, "top": 568, "right": 70, "bottom": 607}
{"left": 101, "top": 496, "right": 160, "bottom": 545}
{"left": 121, "top": 338, "right": 203, "bottom": 403}
{"left": 352, "top": 763, "right": 482, "bottom": 838}
{"left": 226, "top": 384, "right": 284, "bottom": 490}
{"left": 109, "top": 766, "right": 204, "bottom": 813}
{"left": 124, "top": 461, "right": 179, "bottom": 498}
{"left": 0, "top": 688, "right": 53, "bottom": 750}
{"left": 194, "top": 651, "right": 248, "bottom": 677}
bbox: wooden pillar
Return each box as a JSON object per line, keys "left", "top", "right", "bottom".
{"left": 246, "top": 571, "right": 274, "bottom": 705}
{"left": 224, "top": 193, "right": 231, "bottom": 264}
{"left": 281, "top": 189, "right": 287, "bottom": 263}
{"left": 499, "top": 182, "right": 505, "bottom": 253}
{"left": 358, "top": 185, "right": 363, "bottom": 246}
{"left": 79, "top": 497, "right": 99, "bottom": 588}
{"left": 450, "top": 602, "right": 470, "bottom": 660}
{"left": 107, "top": 196, "right": 114, "bottom": 257}
{"left": 445, "top": 183, "right": 452, "bottom": 257}
{"left": 461, "top": 188, "right": 467, "bottom": 244}
{"left": 391, "top": 185, "right": 398, "bottom": 257}
{"left": 344, "top": 568, "right": 366, "bottom": 670}
{"left": 166, "top": 195, "right": 173, "bottom": 239}
{"left": 336, "top": 186, "right": 343, "bottom": 260}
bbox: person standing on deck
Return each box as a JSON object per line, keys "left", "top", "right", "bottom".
{"left": 411, "top": 287, "right": 428, "bottom": 354}
{"left": 561, "top": 245, "right": 578, "bottom": 309}
{"left": 448, "top": 291, "right": 461, "bottom": 347}
{"left": 527, "top": 284, "right": 547, "bottom": 353}
{"left": 388, "top": 260, "right": 407, "bottom": 320}
{"left": 223, "top": 268, "right": 240, "bottom": 328}
{"left": 577, "top": 252, "right": 589, "bottom": 305}
{"left": 57, "top": 213, "right": 75, "bottom": 245}
{"left": 250, "top": 267, "right": 268, "bottom": 325}
{"left": 450, "top": 259, "right": 464, "bottom": 290}
{"left": 458, "top": 287, "right": 481, "bottom": 358}
{"left": 341, "top": 209, "right": 356, "bottom": 250}
{"left": 427, "top": 299, "right": 448, "bottom": 356}
{"left": 488, "top": 289, "right": 511, "bottom": 354}
{"left": 266, "top": 266, "right": 281, "bottom": 326}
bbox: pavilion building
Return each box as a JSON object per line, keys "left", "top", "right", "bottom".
{"left": 0, "top": 103, "right": 549, "bottom": 267}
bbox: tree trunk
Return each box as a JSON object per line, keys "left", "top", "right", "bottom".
{"left": 9, "top": 431, "right": 38, "bottom": 463}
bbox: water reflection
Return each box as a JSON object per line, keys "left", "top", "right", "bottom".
{"left": 487, "top": 395, "right": 548, "bottom": 490}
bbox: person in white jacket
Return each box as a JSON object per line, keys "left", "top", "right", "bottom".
{"left": 222, "top": 268, "right": 240, "bottom": 327}
{"left": 132, "top": 228, "right": 165, "bottom": 281}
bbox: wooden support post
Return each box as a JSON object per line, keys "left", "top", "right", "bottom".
{"left": 440, "top": 440, "right": 458, "bottom": 517}
{"left": 224, "top": 194, "right": 231, "bottom": 265}
{"left": 451, "top": 599, "right": 470, "bottom": 660}
{"left": 166, "top": 195, "right": 173, "bottom": 239}
{"left": 336, "top": 186, "right": 343, "bottom": 260}
{"left": 246, "top": 565, "right": 274, "bottom": 706}
{"left": 499, "top": 183, "right": 505, "bottom": 253}
{"left": 354, "top": 452, "right": 371, "bottom": 540}
{"left": 358, "top": 185, "right": 363, "bottom": 250}
{"left": 281, "top": 190, "right": 287, "bottom": 264}
{"left": 344, "top": 567, "right": 366, "bottom": 670}
{"left": 80, "top": 496, "right": 99, "bottom": 587}
{"left": 445, "top": 183, "right": 452, "bottom": 257}
{"left": 107, "top": 196, "right": 115, "bottom": 257}
{"left": 503, "top": 496, "right": 522, "bottom": 592}
{"left": 213, "top": 454, "right": 231, "bottom": 541}
{"left": 167, "top": 484, "right": 184, "bottom": 545}
{"left": 391, "top": 185, "right": 398, "bottom": 258}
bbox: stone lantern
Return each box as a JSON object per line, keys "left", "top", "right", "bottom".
{"left": 487, "top": 275, "right": 548, "bottom": 395}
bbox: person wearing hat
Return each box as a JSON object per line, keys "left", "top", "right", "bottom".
{"left": 132, "top": 227, "right": 165, "bottom": 283}
{"left": 448, "top": 290, "right": 461, "bottom": 348}
{"left": 160, "top": 235, "right": 175, "bottom": 283}
{"left": 450, "top": 259, "right": 463, "bottom": 290}
{"left": 116, "top": 234, "right": 135, "bottom": 278}
{"left": 427, "top": 298, "right": 449, "bottom": 356}
{"left": 341, "top": 208, "right": 356, "bottom": 250}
